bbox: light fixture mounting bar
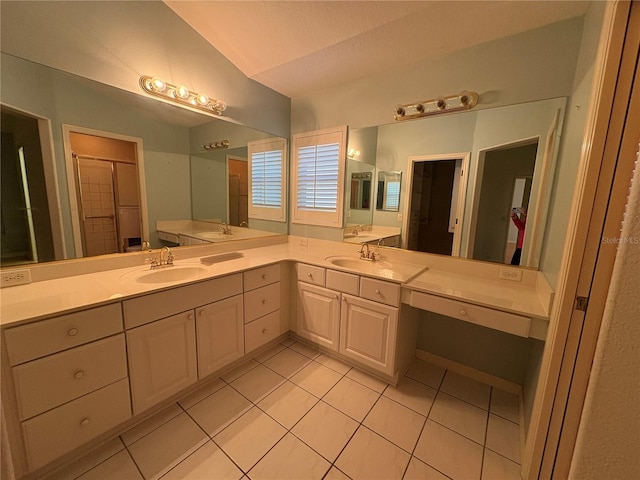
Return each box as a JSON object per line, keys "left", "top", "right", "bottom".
{"left": 394, "top": 91, "right": 478, "bottom": 121}
{"left": 139, "top": 75, "right": 227, "bottom": 116}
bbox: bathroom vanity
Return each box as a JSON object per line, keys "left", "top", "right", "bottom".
{"left": 0, "top": 236, "right": 552, "bottom": 478}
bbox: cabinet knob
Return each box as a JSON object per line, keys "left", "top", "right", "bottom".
{"left": 188, "top": 314, "right": 195, "bottom": 321}
{"left": 73, "top": 370, "right": 85, "bottom": 380}
{"left": 460, "top": 309, "right": 467, "bottom": 316}
{"left": 307, "top": 273, "right": 313, "bottom": 278}
{"left": 199, "top": 310, "right": 204, "bottom": 316}
{"left": 262, "top": 328, "right": 268, "bottom": 334}
{"left": 67, "top": 328, "right": 79, "bottom": 336}
{"left": 262, "top": 274, "right": 267, "bottom": 279}
{"left": 375, "top": 289, "right": 381, "bottom": 295}
{"left": 262, "top": 299, "right": 267, "bottom": 304}
{"left": 80, "top": 418, "right": 91, "bottom": 427}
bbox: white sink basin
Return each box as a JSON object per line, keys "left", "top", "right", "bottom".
{"left": 122, "top": 265, "right": 208, "bottom": 284}
{"left": 196, "top": 231, "right": 231, "bottom": 239}
{"left": 326, "top": 256, "right": 391, "bottom": 271}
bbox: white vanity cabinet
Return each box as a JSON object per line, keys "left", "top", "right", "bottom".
{"left": 2, "top": 304, "right": 131, "bottom": 471}
{"left": 243, "top": 264, "right": 282, "bottom": 353}
{"left": 297, "top": 281, "right": 341, "bottom": 351}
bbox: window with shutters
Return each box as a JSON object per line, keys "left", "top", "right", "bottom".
{"left": 248, "top": 137, "right": 287, "bottom": 222}
{"left": 292, "top": 126, "right": 347, "bottom": 227}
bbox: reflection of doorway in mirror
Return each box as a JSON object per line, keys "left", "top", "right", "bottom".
{"left": 404, "top": 154, "right": 469, "bottom": 256}
{"left": 227, "top": 157, "right": 248, "bottom": 226}
{"left": 505, "top": 177, "right": 533, "bottom": 264}
{"left": 70, "top": 132, "right": 143, "bottom": 257}
{"left": 472, "top": 142, "right": 537, "bottom": 264}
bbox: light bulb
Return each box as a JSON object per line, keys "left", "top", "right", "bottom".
{"left": 213, "top": 100, "right": 227, "bottom": 112}
{"left": 196, "top": 93, "right": 210, "bottom": 106}
{"left": 175, "top": 85, "right": 190, "bottom": 99}
{"left": 149, "top": 77, "right": 166, "bottom": 92}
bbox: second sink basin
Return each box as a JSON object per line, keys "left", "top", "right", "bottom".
{"left": 122, "top": 265, "right": 208, "bottom": 284}
{"left": 326, "top": 256, "right": 391, "bottom": 271}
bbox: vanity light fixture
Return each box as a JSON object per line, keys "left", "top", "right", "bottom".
{"left": 348, "top": 148, "right": 361, "bottom": 159}
{"left": 394, "top": 91, "right": 478, "bottom": 121}
{"left": 139, "top": 75, "right": 227, "bottom": 116}
{"left": 202, "top": 140, "right": 230, "bottom": 150}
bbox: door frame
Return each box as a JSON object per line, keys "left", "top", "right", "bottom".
{"left": 62, "top": 125, "right": 148, "bottom": 257}
{"left": 401, "top": 152, "right": 470, "bottom": 256}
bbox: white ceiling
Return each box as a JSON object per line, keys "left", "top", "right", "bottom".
{"left": 165, "top": 0, "right": 590, "bottom": 99}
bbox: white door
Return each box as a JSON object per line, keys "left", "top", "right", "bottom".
{"left": 296, "top": 282, "right": 341, "bottom": 351}
{"left": 126, "top": 311, "right": 197, "bottom": 414}
{"left": 196, "top": 294, "right": 245, "bottom": 378}
{"left": 339, "top": 294, "right": 398, "bottom": 376}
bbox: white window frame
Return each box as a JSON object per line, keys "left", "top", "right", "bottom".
{"left": 247, "top": 137, "right": 287, "bottom": 222}
{"left": 291, "top": 126, "right": 347, "bottom": 227}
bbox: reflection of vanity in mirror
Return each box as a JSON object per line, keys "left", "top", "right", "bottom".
{"left": 0, "top": 53, "right": 287, "bottom": 266}
{"left": 344, "top": 97, "right": 565, "bottom": 268}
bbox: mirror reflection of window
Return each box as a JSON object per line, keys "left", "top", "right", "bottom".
{"left": 376, "top": 171, "right": 402, "bottom": 212}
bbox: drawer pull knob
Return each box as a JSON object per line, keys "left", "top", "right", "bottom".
{"left": 262, "top": 274, "right": 267, "bottom": 279}
{"left": 262, "top": 328, "right": 268, "bottom": 334}
{"left": 80, "top": 418, "right": 91, "bottom": 427}
{"left": 460, "top": 309, "right": 467, "bottom": 316}
{"left": 67, "top": 328, "right": 79, "bottom": 336}
{"left": 375, "top": 289, "right": 381, "bottom": 295}
{"left": 188, "top": 314, "right": 195, "bottom": 321}
{"left": 307, "top": 273, "right": 313, "bottom": 278}
{"left": 262, "top": 299, "right": 267, "bottom": 304}
{"left": 199, "top": 310, "right": 204, "bottom": 316}
{"left": 74, "top": 370, "right": 85, "bottom": 380}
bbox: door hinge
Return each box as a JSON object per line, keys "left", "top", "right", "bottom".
{"left": 575, "top": 296, "right": 589, "bottom": 312}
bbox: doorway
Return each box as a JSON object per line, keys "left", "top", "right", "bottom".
{"left": 63, "top": 126, "right": 148, "bottom": 258}
{"left": 403, "top": 153, "right": 469, "bottom": 256}
{"left": 227, "top": 156, "right": 248, "bottom": 226}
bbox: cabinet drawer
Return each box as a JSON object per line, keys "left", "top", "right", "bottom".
{"left": 359, "top": 277, "right": 401, "bottom": 307}
{"left": 245, "top": 311, "right": 280, "bottom": 353}
{"left": 297, "top": 263, "right": 325, "bottom": 286}
{"left": 244, "top": 282, "right": 280, "bottom": 323}
{"left": 244, "top": 264, "right": 280, "bottom": 292}
{"left": 408, "top": 291, "right": 531, "bottom": 337}
{"left": 13, "top": 334, "right": 128, "bottom": 421}
{"left": 123, "top": 274, "right": 242, "bottom": 328}
{"left": 5, "top": 304, "right": 123, "bottom": 366}
{"left": 22, "top": 378, "right": 131, "bottom": 470}
{"left": 326, "top": 269, "right": 359, "bottom": 295}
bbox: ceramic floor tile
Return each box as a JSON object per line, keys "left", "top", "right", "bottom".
{"left": 220, "top": 360, "right": 260, "bottom": 383}
{"left": 178, "top": 378, "right": 226, "bottom": 409}
{"left": 323, "top": 376, "right": 380, "bottom": 421}
{"left": 404, "top": 359, "right": 446, "bottom": 389}
{"left": 254, "top": 344, "right": 286, "bottom": 363}
{"left": 383, "top": 377, "right": 437, "bottom": 415}
{"left": 248, "top": 433, "right": 330, "bottom": 480}
{"left": 187, "top": 385, "right": 252, "bottom": 436}
{"left": 440, "top": 372, "right": 491, "bottom": 410}
{"left": 257, "top": 381, "right": 319, "bottom": 428}
{"left": 121, "top": 403, "right": 183, "bottom": 446}
{"left": 481, "top": 448, "right": 522, "bottom": 480}
{"left": 428, "top": 392, "right": 488, "bottom": 444}
{"left": 291, "top": 401, "right": 358, "bottom": 462}
{"left": 263, "top": 348, "right": 312, "bottom": 378}
{"left": 315, "top": 353, "right": 352, "bottom": 375}
{"left": 345, "top": 368, "right": 388, "bottom": 393}
{"left": 403, "top": 456, "right": 450, "bottom": 480}
{"left": 324, "top": 466, "right": 351, "bottom": 480}
{"left": 43, "top": 437, "right": 125, "bottom": 480}
{"left": 290, "top": 362, "right": 343, "bottom": 397}
{"left": 76, "top": 450, "right": 142, "bottom": 480}
{"left": 490, "top": 389, "right": 520, "bottom": 424}
{"left": 413, "top": 420, "right": 483, "bottom": 480}
{"left": 160, "top": 441, "right": 243, "bottom": 480}
{"left": 335, "top": 426, "right": 410, "bottom": 480}
{"left": 128, "top": 412, "right": 208, "bottom": 479}
{"left": 230, "top": 364, "right": 285, "bottom": 403}
{"left": 280, "top": 337, "right": 295, "bottom": 347}
{"left": 213, "top": 407, "right": 286, "bottom": 471}
{"left": 486, "top": 414, "right": 521, "bottom": 463}
{"left": 289, "top": 341, "right": 321, "bottom": 359}
{"left": 363, "top": 395, "right": 426, "bottom": 453}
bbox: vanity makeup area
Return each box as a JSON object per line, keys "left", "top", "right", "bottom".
{"left": 0, "top": 1, "right": 613, "bottom": 479}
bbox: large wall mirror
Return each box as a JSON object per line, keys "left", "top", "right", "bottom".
{"left": 344, "top": 96, "right": 566, "bottom": 268}
{"left": 0, "top": 53, "right": 287, "bottom": 266}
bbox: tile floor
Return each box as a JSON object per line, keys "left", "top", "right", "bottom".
{"left": 45, "top": 339, "right": 522, "bottom": 480}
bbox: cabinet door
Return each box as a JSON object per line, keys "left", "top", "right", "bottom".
{"left": 126, "top": 312, "right": 197, "bottom": 414}
{"left": 296, "top": 282, "right": 340, "bottom": 351}
{"left": 196, "top": 294, "right": 244, "bottom": 378}
{"left": 339, "top": 294, "right": 398, "bottom": 376}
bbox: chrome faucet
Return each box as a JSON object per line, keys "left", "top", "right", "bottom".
{"left": 221, "top": 223, "right": 232, "bottom": 235}
{"left": 147, "top": 246, "right": 175, "bottom": 269}
{"left": 358, "top": 242, "right": 379, "bottom": 261}
{"left": 240, "top": 221, "right": 249, "bottom": 228}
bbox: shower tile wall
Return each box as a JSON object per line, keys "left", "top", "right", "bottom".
{"left": 80, "top": 159, "right": 118, "bottom": 256}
